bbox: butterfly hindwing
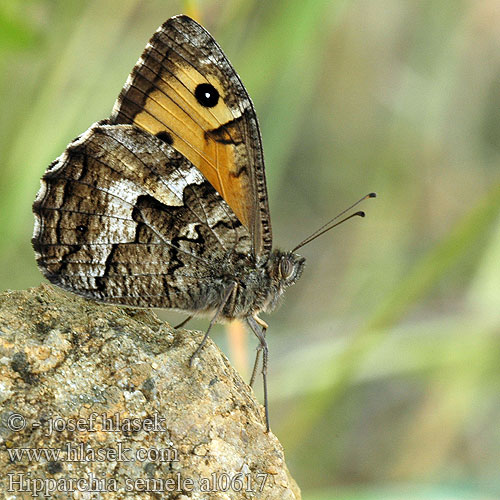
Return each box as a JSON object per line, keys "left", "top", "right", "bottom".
{"left": 32, "top": 122, "right": 251, "bottom": 308}
{"left": 110, "top": 15, "right": 272, "bottom": 258}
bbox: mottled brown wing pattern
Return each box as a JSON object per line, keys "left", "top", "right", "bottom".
{"left": 110, "top": 15, "right": 272, "bottom": 258}
{"left": 32, "top": 122, "right": 251, "bottom": 308}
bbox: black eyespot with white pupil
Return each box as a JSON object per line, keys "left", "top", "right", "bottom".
{"left": 195, "top": 83, "right": 219, "bottom": 107}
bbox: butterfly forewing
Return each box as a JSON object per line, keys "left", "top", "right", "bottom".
{"left": 110, "top": 15, "right": 272, "bottom": 258}
{"left": 32, "top": 123, "right": 251, "bottom": 308}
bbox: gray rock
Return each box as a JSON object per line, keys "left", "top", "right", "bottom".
{"left": 0, "top": 285, "right": 300, "bottom": 499}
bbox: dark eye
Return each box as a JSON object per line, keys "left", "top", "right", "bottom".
{"left": 195, "top": 83, "right": 219, "bottom": 107}
{"left": 280, "top": 258, "right": 293, "bottom": 279}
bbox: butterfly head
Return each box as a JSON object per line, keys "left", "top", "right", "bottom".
{"left": 259, "top": 250, "right": 305, "bottom": 313}
{"left": 268, "top": 250, "right": 306, "bottom": 289}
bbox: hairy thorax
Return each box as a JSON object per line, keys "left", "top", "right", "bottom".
{"left": 198, "top": 249, "right": 306, "bottom": 320}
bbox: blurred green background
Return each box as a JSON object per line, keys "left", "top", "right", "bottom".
{"left": 1, "top": 0, "right": 500, "bottom": 498}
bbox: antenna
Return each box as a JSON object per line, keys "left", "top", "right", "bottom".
{"left": 291, "top": 192, "right": 376, "bottom": 252}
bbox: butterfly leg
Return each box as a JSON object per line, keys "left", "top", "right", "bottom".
{"left": 247, "top": 315, "right": 270, "bottom": 432}
{"left": 249, "top": 348, "right": 261, "bottom": 388}
{"left": 249, "top": 315, "right": 268, "bottom": 387}
{"left": 189, "top": 283, "right": 236, "bottom": 367}
{"left": 254, "top": 315, "right": 269, "bottom": 330}
{"left": 174, "top": 315, "right": 194, "bottom": 329}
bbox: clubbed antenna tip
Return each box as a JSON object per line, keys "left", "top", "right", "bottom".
{"left": 291, "top": 193, "right": 376, "bottom": 252}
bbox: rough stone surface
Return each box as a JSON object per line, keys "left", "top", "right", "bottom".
{"left": 0, "top": 285, "right": 300, "bottom": 499}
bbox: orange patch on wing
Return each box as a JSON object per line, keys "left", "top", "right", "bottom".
{"left": 131, "top": 64, "right": 251, "bottom": 228}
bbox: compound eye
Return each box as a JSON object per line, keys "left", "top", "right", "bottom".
{"left": 280, "top": 258, "right": 293, "bottom": 279}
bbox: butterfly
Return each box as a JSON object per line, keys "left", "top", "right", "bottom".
{"left": 32, "top": 15, "right": 374, "bottom": 432}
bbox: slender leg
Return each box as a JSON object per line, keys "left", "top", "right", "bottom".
{"left": 249, "top": 314, "right": 268, "bottom": 387}
{"left": 174, "top": 314, "right": 193, "bottom": 329}
{"left": 249, "top": 347, "right": 261, "bottom": 387}
{"left": 248, "top": 316, "right": 269, "bottom": 387}
{"left": 248, "top": 314, "right": 269, "bottom": 387}
{"left": 247, "top": 315, "right": 270, "bottom": 432}
{"left": 253, "top": 315, "right": 269, "bottom": 330}
{"left": 189, "top": 283, "right": 236, "bottom": 367}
